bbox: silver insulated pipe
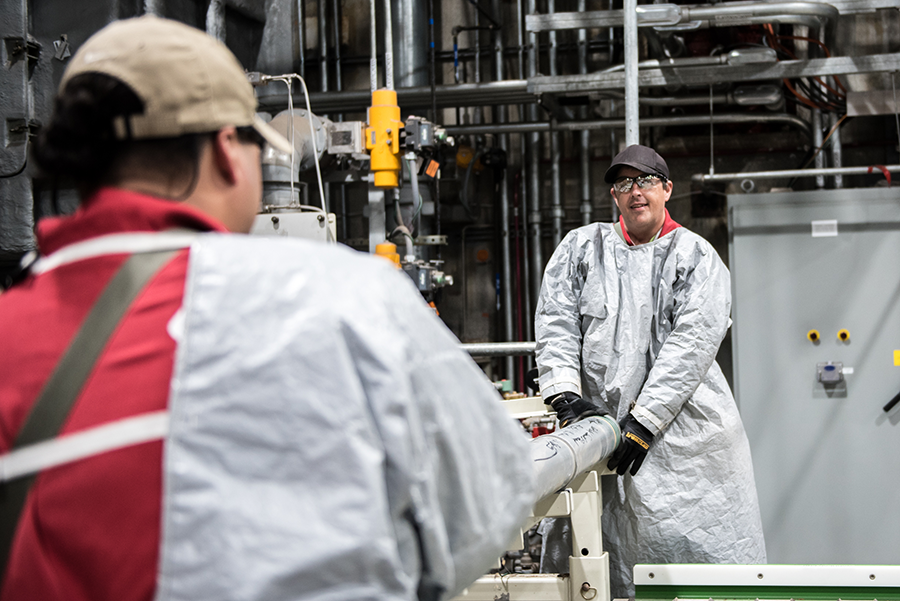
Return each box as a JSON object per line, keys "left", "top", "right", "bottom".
{"left": 530, "top": 416, "right": 621, "bottom": 502}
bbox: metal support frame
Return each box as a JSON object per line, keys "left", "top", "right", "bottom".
{"left": 529, "top": 53, "right": 900, "bottom": 94}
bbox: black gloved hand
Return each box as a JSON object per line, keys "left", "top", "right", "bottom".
{"left": 547, "top": 392, "right": 604, "bottom": 428}
{"left": 607, "top": 414, "right": 655, "bottom": 476}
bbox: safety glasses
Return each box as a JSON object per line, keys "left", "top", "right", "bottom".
{"left": 613, "top": 174, "right": 665, "bottom": 194}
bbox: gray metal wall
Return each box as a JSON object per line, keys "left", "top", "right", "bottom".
{"left": 729, "top": 187, "right": 900, "bottom": 563}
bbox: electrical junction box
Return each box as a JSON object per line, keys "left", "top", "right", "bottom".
{"left": 250, "top": 211, "right": 336, "bottom": 243}
{"left": 728, "top": 187, "right": 900, "bottom": 565}
{"left": 326, "top": 121, "right": 366, "bottom": 155}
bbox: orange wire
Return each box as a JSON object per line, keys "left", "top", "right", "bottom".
{"left": 762, "top": 25, "right": 845, "bottom": 109}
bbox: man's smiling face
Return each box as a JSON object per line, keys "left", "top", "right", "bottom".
{"left": 611, "top": 166, "right": 673, "bottom": 245}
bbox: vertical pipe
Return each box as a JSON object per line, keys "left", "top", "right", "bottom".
{"left": 708, "top": 84, "right": 715, "bottom": 175}
{"left": 812, "top": 107, "right": 825, "bottom": 189}
{"left": 332, "top": 0, "right": 342, "bottom": 92}
{"left": 394, "top": 0, "right": 429, "bottom": 88}
{"left": 333, "top": 0, "right": 347, "bottom": 237}
{"left": 144, "top": 0, "right": 163, "bottom": 15}
{"left": 206, "top": 0, "right": 225, "bottom": 42}
{"left": 518, "top": 0, "right": 533, "bottom": 357}
{"left": 610, "top": 99, "right": 618, "bottom": 221}
{"left": 318, "top": 0, "right": 329, "bottom": 92}
{"left": 623, "top": 0, "right": 639, "bottom": 145}
{"left": 493, "top": 0, "right": 514, "bottom": 381}
{"left": 830, "top": 111, "right": 843, "bottom": 189}
{"left": 298, "top": 0, "right": 307, "bottom": 80}
{"left": 526, "top": 0, "right": 543, "bottom": 307}
{"left": 521, "top": 137, "right": 534, "bottom": 356}
{"left": 578, "top": 0, "right": 591, "bottom": 226}
{"left": 383, "top": 0, "right": 394, "bottom": 90}
{"left": 548, "top": 0, "right": 562, "bottom": 248}
{"left": 370, "top": 0, "right": 378, "bottom": 91}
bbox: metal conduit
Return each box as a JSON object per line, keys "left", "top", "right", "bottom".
{"left": 549, "top": 0, "right": 563, "bottom": 248}
{"left": 462, "top": 341, "right": 537, "bottom": 357}
{"left": 318, "top": 0, "right": 328, "bottom": 92}
{"left": 526, "top": 0, "right": 544, "bottom": 308}
{"left": 446, "top": 112, "right": 812, "bottom": 137}
{"left": 624, "top": 0, "right": 639, "bottom": 146}
{"left": 530, "top": 416, "right": 621, "bottom": 503}
{"left": 493, "top": 0, "right": 515, "bottom": 383}
{"left": 812, "top": 107, "right": 825, "bottom": 189}
{"left": 578, "top": 0, "right": 592, "bottom": 227}
{"left": 261, "top": 80, "right": 533, "bottom": 113}
{"left": 692, "top": 164, "right": 900, "bottom": 183}
{"left": 831, "top": 111, "right": 844, "bottom": 189}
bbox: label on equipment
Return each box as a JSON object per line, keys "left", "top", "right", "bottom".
{"left": 811, "top": 220, "right": 838, "bottom": 237}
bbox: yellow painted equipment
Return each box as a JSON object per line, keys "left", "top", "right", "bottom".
{"left": 366, "top": 89, "right": 403, "bottom": 188}
{"left": 374, "top": 241, "right": 401, "bottom": 267}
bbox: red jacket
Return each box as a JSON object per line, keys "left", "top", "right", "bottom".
{"left": 0, "top": 188, "right": 227, "bottom": 601}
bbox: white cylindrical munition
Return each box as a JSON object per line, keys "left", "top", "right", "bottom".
{"left": 530, "top": 416, "right": 621, "bottom": 502}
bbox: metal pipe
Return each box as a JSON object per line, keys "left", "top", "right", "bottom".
{"left": 298, "top": 0, "right": 306, "bottom": 79}
{"left": 527, "top": 2, "right": 839, "bottom": 42}
{"left": 263, "top": 80, "right": 532, "bottom": 113}
{"left": 394, "top": 0, "right": 429, "bottom": 88}
{"left": 812, "top": 107, "right": 825, "bottom": 189}
{"left": 144, "top": 0, "right": 163, "bottom": 15}
{"left": 493, "top": 0, "right": 515, "bottom": 383}
{"left": 446, "top": 112, "right": 812, "bottom": 137}
{"left": 692, "top": 164, "right": 900, "bottom": 183}
{"left": 462, "top": 341, "right": 537, "bottom": 357}
{"left": 549, "top": 0, "right": 563, "bottom": 248}
{"left": 578, "top": 0, "right": 591, "bottom": 227}
{"left": 318, "top": 0, "right": 328, "bottom": 92}
{"left": 383, "top": 0, "right": 394, "bottom": 90}
{"left": 370, "top": 0, "right": 378, "bottom": 91}
{"left": 205, "top": 0, "right": 225, "bottom": 42}
{"left": 623, "top": 0, "right": 639, "bottom": 146}
{"left": 830, "top": 111, "right": 844, "bottom": 189}
{"left": 332, "top": 0, "right": 342, "bottom": 92}
{"left": 526, "top": 0, "right": 543, "bottom": 309}
{"left": 530, "top": 416, "right": 621, "bottom": 502}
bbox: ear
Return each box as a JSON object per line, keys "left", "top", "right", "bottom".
{"left": 211, "top": 126, "right": 241, "bottom": 185}
{"left": 611, "top": 187, "right": 623, "bottom": 212}
{"left": 662, "top": 179, "right": 673, "bottom": 203}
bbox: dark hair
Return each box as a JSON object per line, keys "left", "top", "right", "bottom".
{"left": 32, "top": 72, "right": 212, "bottom": 197}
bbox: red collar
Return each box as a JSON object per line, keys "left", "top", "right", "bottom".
{"left": 37, "top": 187, "right": 229, "bottom": 255}
{"left": 619, "top": 209, "right": 681, "bottom": 246}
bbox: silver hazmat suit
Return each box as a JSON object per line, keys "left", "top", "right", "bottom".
{"left": 155, "top": 234, "right": 536, "bottom": 601}
{"left": 535, "top": 224, "right": 766, "bottom": 598}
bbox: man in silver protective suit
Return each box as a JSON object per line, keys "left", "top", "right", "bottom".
{"left": 534, "top": 145, "right": 767, "bottom": 598}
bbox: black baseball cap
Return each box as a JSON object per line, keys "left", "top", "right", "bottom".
{"left": 604, "top": 144, "right": 670, "bottom": 183}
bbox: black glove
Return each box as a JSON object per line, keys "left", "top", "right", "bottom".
{"left": 607, "top": 414, "right": 655, "bottom": 476}
{"left": 547, "top": 392, "right": 604, "bottom": 428}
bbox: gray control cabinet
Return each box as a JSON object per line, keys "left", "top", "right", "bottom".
{"left": 729, "top": 187, "right": 900, "bottom": 564}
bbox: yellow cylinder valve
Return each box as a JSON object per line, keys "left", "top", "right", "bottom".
{"left": 374, "top": 241, "right": 400, "bottom": 267}
{"left": 366, "top": 89, "right": 403, "bottom": 188}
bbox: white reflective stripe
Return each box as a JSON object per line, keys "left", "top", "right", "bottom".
{"left": 0, "top": 411, "right": 169, "bottom": 482}
{"left": 32, "top": 233, "right": 198, "bottom": 275}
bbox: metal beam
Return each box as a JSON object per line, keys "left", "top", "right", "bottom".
{"left": 528, "top": 53, "right": 900, "bottom": 94}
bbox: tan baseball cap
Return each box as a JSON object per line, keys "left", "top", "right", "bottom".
{"left": 60, "top": 15, "right": 292, "bottom": 154}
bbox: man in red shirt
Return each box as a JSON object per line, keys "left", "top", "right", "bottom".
{"left": 0, "top": 16, "right": 535, "bottom": 601}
